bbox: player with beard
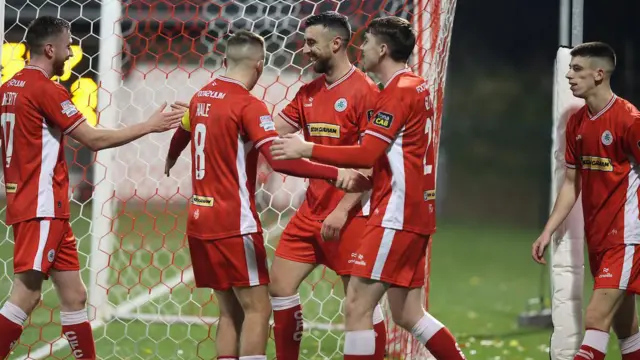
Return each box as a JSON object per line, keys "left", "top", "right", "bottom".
{"left": 268, "top": 12, "right": 385, "bottom": 360}
{"left": 0, "top": 16, "right": 184, "bottom": 359}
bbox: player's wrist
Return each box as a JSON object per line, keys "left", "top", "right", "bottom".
{"left": 303, "top": 142, "right": 313, "bottom": 158}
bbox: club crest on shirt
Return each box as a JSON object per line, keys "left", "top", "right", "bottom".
{"left": 47, "top": 249, "right": 55, "bottom": 262}
{"left": 372, "top": 112, "right": 393, "bottom": 129}
{"left": 334, "top": 98, "right": 347, "bottom": 112}
{"left": 601, "top": 130, "right": 613, "bottom": 146}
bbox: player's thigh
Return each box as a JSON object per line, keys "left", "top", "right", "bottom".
{"left": 13, "top": 218, "right": 73, "bottom": 277}
{"left": 187, "top": 233, "right": 269, "bottom": 291}
{"left": 269, "top": 256, "right": 316, "bottom": 297}
{"left": 275, "top": 212, "right": 324, "bottom": 265}
{"left": 612, "top": 293, "right": 638, "bottom": 339}
{"left": 215, "top": 289, "right": 244, "bottom": 321}
{"left": 350, "top": 226, "right": 430, "bottom": 287}
{"left": 333, "top": 216, "right": 368, "bottom": 277}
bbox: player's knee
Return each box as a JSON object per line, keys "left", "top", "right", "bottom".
{"left": 584, "top": 304, "right": 615, "bottom": 331}
{"left": 58, "top": 286, "right": 88, "bottom": 311}
{"left": 268, "top": 276, "right": 299, "bottom": 298}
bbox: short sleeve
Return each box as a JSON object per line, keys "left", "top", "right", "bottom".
{"left": 565, "top": 115, "right": 578, "bottom": 168}
{"left": 363, "top": 90, "right": 408, "bottom": 144}
{"left": 242, "top": 99, "right": 279, "bottom": 149}
{"left": 37, "top": 82, "right": 85, "bottom": 134}
{"left": 278, "top": 86, "right": 305, "bottom": 130}
{"left": 623, "top": 114, "right": 640, "bottom": 164}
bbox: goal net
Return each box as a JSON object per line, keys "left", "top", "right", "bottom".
{"left": 0, "top": 0, "right": 457, "bottom": 359}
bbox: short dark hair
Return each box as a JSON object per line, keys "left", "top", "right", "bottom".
{"left": 366, "top": 16, "right": 416, "bottom": 63}
{"left": 304, "top": 11, "right": 352, "bottom": 47}
{"left": 570, "top": 42, "right": 616, "bottom": 71}
{"left": 227, "top": 30, "right": 265, "bottom": 50}
{"left": 25, "top": 16, "right": 70, "bottom": 52}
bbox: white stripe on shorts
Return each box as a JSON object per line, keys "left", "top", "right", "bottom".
{"left": 243, "top": 235, "right": 259, "bottom": 286}
{"left": 33, "top": 220, "right": 50, "bottom": 271}
{"left": 620, "top": 245, "right": 635, "bottom": 290}
{"left": 371, "top": 228, "right": 396, "bottom": 281}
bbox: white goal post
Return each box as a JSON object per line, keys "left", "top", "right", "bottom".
{"left": 0, "top": 0, "right": 457, "bottom": 359}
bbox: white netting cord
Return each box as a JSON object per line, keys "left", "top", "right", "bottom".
{"left": 0, "top": 1, "right": 456, "bottom": 359}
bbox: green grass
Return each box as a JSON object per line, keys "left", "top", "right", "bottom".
{"left": 0, "top": 204, "right": 630, "bottom": 359}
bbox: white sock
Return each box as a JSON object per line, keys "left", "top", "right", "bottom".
{"left": 239, "top": 356, "right": 267, "bottom": 360}
{"left": 60, "top": 309, "right": 88, "bottom": 326}
{"left": 583, "top": 329, "right": 609, "bottom": 354}
{"left": 0, "top": 302, "right": 28, "bottom": 325}
{"left": 411, "top": 312, "right": 444, "bottom": 345}
{"left": 344, "top": 330, "right": 376, "bottom": 355}
{"left": 270, "top": 294, "right": 300, "bottom": 311}
{"left": 620, "top": 330, "right": 640, "bottom": 354}
{"left": 372, "top": 304, "right": 384, "bottom": 325}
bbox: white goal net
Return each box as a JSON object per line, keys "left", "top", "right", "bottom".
{"left": 0, "top": 0, "right": 457, "bottom": 358}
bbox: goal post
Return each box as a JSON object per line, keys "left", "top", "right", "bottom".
{"left": 549, "top": 1, "right": 585, "bottom": 359}
{"left": 0, "top": 1, "right": 457, "bottom": 359}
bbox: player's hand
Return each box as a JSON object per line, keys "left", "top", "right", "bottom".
{"left": 165, "top": 156, "right": 177, "bottom": 177}
{"left": 147, "top": 102, "right": 184, "bottom": 133}
{"left": 171, "top": 101, "right": 189, "bottom": 114}
{"left": 532, "top": 232, "right": 552, "bottom": 264}
{"left": 270, "top": 134, "right": 313, "bottom": 160}
{"left": 321, "top": 208, "right": 348, "bottom": 241}
{"left": 335, "top": 169, "right": 372, "bottom": 193}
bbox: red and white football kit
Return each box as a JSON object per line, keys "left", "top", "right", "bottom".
{"left": 310, "top": 68, "right": 436, "bottom": 287}
{"left": 0, "top": 66, "right": 85, "bottom": 276}
{"left": 276, "top": 66, "right": 379, "bottom": 275}
{"left": 183, "top": 76, "right": 338, "bottom": 291}
{"left": 565, "top": 95, "right": 640, "bottom": 293}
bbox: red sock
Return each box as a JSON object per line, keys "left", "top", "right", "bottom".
{"left": 271, "top": 295, "right": 303, "bottom": 360}
{"left": 61, "top": 310, "right": 96, "bottom": 359}
{"left": 574, "top": 329, "right": 608, "bottom": 360}
{"left": 0, "top": 302, "right": 27, "bottom": 358}
{"left": 412, "top": 313, "right": 466, "bottom": 360}
{"left": 620, "top": 331, "right": 640, "bottom": 359}
{"left": 372, "top": 305, "right": 387, "bottom": 360}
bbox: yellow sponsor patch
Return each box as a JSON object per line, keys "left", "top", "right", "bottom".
{"left": 191, "top": 195, "right": 214, "bottom": 207}
{"left": 581, "top": 156, "right": 613, "bottom": 171}
{"left": 424, "top": 190, "right": 436, "bottom": 201}
{"left": 5, "top": 183, "right": 17, "bottom": 193}
{"left": 307, "top": 123, "right": 340, "bottom": 138}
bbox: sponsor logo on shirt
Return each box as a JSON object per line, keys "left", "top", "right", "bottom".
{"left": 191, "top": 195, "right": 214, "bottom": 207}
{"left": 60, "top": 100, "right": 79, "bottom": 117}
{"left": 372, "top": 112, "right": 393, "bottom": 129}
{"left": 581, "top": 156, "right": 613, "bottom": 172}
{"left": 5, "top": 183, "right": 17, "bottom": 193}
{"left": 259, "top": 115, "right": 275, "bottom": 131}
{"left": 307, "top": 123, "right": 340, "bottom": 138}
{"left": 424, "top": 190, "right": 436, "bottom": 201}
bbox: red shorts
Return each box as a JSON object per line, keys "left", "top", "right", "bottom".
{"left": 589, "top": 244, "right": 640, "bottom": 294}
{"left": 188, "top": 233, "right": 270, "bottom": 291}
{"left": 350, "top": 225, "right": 429, "bottom": 288}
{"left": 275, "top": 212, "right": 366, "bottom": 276}
{"left": 12, "top": 218, "right": 80, "bottom": 277}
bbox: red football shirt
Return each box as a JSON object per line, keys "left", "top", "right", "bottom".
{"left": 565, "top": 95, "right": 640, "bottom": 252}
{"left": 0, "top": 66, "right": 86, "bottom": 225}
{"left": 279, "top": 66, "right": 379, "bottom": 219}
{"left": 311, "top": 68, "right": 437, "bottom": 235}
{"left": 184, "top": 76, "right": 280, "bottom": 240}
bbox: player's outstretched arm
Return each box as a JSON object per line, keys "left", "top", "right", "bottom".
{"left": 532, "top": 168, "right": 581, "bottom": 264}
{"left": 69, "top": 102, "right": 183, "bottom": 152}
{"left": 270, "top": 133, "right": 387, "bottom": 168}
{"left": 165, "top": 102, "right": 191, "bottom": 176}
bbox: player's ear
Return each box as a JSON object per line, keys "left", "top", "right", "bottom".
{"left": 256, "top": 59, "right": 264, "bottom": 78}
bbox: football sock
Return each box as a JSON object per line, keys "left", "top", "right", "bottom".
{"left": 61, "top": 309, "right": 96, "bottom": 359}
{"left": 271, "top": 294, "right": 303, "bottom": 360}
